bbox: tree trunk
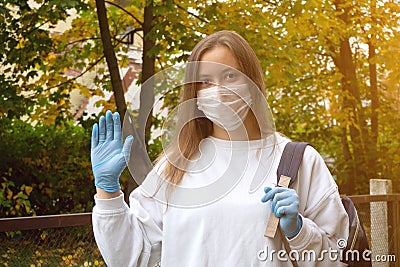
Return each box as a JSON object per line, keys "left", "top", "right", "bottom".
{"left": 140, "top": 1, "right": 155, "bottom": 145}
{"left": 125, "top": 1, "right": 156, "bottom": 198}
{"left": 95, "top": 0, "right": 127, "bottom": 120}
{"left": 368, "top": 0, "right": 379, "bottom": 178}
{"left": 340, "top": 126, "right": 355, "bottom": 194}
{"left": 332, "top": 0, "right": 370, "bottom": 194}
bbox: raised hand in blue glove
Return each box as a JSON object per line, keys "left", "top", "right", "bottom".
{"left": 91, "top": 110, "right": 134, "bottom": 193}
{"left": 261, "top": 187, "right": 303, "bottom": 238}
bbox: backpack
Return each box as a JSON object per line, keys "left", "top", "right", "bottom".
{"left": 277, "top": 142, "right": 371, "bottom": 266}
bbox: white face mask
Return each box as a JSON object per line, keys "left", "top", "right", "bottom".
{"left": 196, "top": 84, "right": 252, "bottom": 131}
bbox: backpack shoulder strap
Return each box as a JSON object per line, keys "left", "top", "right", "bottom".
{"left": 276, "top": 141, "right": 309, "bottom": 267}
{"left": 277, "top": 142, "right": 309, "bottom": 186}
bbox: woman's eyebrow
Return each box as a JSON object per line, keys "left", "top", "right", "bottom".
{"left": 221, "top": 67, "right": 242, "bottom": 75}
{"left": 199, "top": 67, "right": 238, "bottom": 76}
{"left": 197, "top": 73, "right": 212, "bottom": 80}
{"left": 222, "top": 67, "right": 235, "bottom": 72}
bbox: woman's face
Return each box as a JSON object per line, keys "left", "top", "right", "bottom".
{"left": 195, "top": 45, "right": 255, "bottom": 135}
{"left": 197, "top": 46, "right": 246, "bottom": 90}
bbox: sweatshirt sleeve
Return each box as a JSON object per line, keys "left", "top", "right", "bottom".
{"left": 92, "top": 187, "right": 163, "bottom": 267}
{"left": 288, "top": 146, "right": 349, "bottom": 266}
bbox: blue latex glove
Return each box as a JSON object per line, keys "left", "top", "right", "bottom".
{"left": 91, "top": 110, "right": 134, "bottom": 192}
{"left": 261, "top": 187, "right": 303, "bottom": 238}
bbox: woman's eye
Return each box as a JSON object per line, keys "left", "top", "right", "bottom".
{"left": 225, "top": 73, "right": 236, "bottom": 80}
{"left": 198, "top": 77, "right": 211, "bottom": 84}
{"left": 198, "top": 79, "right": 212, "bottom": 89}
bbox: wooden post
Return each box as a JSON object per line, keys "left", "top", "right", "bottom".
{"left": 370, "top": 179, "right": 392, "bottom": 267}
{"left": 264, "top": 175, "right": 291, "bottom": 238}
{"left": 388, "top": 200, "right": 399, "bottom": 267}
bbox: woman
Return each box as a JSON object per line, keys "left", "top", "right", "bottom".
{"left": 91, "top": 30, "right": 349, "bottom": 266}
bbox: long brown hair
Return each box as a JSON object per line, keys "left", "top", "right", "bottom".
{"left": 155, "top": 30, "right": 267, "bottom": 196}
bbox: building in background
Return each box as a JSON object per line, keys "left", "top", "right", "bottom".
{"left": 48, "top": 4, "right": 144, "bottom": 121}
{"left": 70, "top": 44, "right": 143, "bottom": 121}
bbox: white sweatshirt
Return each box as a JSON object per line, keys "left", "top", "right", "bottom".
{"left": 92, "top": 133, "right": 349, "bottom": 267}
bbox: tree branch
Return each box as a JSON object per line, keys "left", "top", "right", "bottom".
{"left": 113, "top": 28, "right": 143, "bottom": 44}
{"left": 173, "top": 1, "right": 209, "bottom": 23}
{"left": 33, "top": 27, "right": 137, "bottom": 97}
{"left": 105, "top": 0, "right": 143, "bottom": 25}
{"left": 156, "top": 56, "right": 165, "bottom": 71}
{"left": 24, "top": 55, "right": 105, "bottom": 99}
{"left": 67, "top": 37, "right": 102, "bottom": 46}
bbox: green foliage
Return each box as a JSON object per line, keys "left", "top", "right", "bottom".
{"left": 0, "top": 118, "right": 94, "bottom": 216}
{"left": 0, "top": 177, "right": 34, "bottom": 217}
{"left": 0, "top": 0, "right": 90, "bottom": 122}
{"left": 148, "top": 137, "right": 163, "bottom": 163}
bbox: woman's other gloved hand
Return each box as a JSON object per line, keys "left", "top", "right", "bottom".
{"left": 261, "top": 187, "right": 303, "bottom": 238}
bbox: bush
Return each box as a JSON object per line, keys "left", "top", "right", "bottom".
{"left": 0, "top": 117, "right": 94, "bottom": 216}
